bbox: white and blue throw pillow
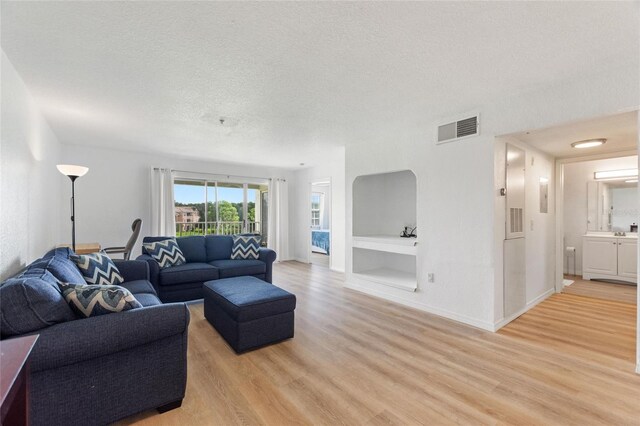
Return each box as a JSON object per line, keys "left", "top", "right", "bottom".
{"left": 70, "top": 252, "right": 124, "bottom": 286}
{"left": 231, "top": 235, "right": 261, "bottom": 260}
{"left": 58, "top": 283, "right": 142, "bottom": 318}
{"left": 143, "top": 238, "right": 186, "bottom": 269}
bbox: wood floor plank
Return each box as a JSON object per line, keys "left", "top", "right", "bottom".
{"left": 562, "top": 275, "right": 637, "bottom": 304}
{"left": 118, "top": 262, "right": 640, "bottom": 426}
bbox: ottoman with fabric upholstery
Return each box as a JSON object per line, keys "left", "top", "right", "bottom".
{"left": 203, "top": 276, "right": 296, "bottom": 353}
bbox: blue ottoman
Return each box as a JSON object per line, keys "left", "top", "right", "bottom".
{"left": 203, "top": 276, "right": 296, "bottom": 353}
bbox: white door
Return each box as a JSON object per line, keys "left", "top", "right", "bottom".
{"left": 506, "top": 145, "right": 526, "bottom": 239}
{"left": 583, "top": 237, "right": 618, "bottom": 276}
{"left": 504, "top": 144, "right": 526, "bottom": 317}
{"left": 617, "top": 239, "right": 638, "bottom": 279}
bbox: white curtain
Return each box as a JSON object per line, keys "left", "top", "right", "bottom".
{"left": 150, "top": 167, "right": 176, "bottom": 236}
{"left": 268, "top": 178, "right": 290, "bottom": 261}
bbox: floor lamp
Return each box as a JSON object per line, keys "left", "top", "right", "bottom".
{"left": 57, "top": 164, "right": 89, "bottom": 252}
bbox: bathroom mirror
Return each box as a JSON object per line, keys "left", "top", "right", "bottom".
{"left": 587, "top": 180, "right": 638, "bottom": 232}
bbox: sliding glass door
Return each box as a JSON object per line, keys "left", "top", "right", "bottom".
{"left": 174, "top": 178, "right": 268, "bottom": 244}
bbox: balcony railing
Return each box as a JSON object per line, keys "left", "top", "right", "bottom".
{"left": 175, "top": 221, "right": 261, "bottom": 237}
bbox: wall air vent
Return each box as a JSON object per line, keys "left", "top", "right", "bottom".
{"left": 437, "top": 114, "right": 479, "bottom": 144}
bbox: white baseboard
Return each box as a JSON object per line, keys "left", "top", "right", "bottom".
{"left": 344, "top": 281, "right": 495, "bottom": 332}
{"left": 493, "top": 288, "right": 554, "bottom": 331}
{"left": 330, "top": 266, "right": 346, "bottom": 273}
{"left": 292, "top": 258, "right": 309, "bottom": 264}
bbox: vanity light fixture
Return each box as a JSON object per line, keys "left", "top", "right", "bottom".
{"left": 571, "top": 138, "right": 606, "bottom": 149}
{"left": 594, "top": 168, "right": 638, "bottom": 180}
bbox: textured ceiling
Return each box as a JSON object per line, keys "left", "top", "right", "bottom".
{"left": 511, "top": 110, "right": 638, "bottom": 159}
{"left": 2, "top": 1, "right": 638, "bottom": 168}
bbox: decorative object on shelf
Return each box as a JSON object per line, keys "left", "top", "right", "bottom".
{"left": 631, "top": 223, "right": 638, "bottom": 233}
{"left": 57, "top": 164, "right": 89, "bottom": 252}
{"left": 400, "top": 226, "right": 417, "bottom": 238}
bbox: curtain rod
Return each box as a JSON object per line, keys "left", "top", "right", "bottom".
{"left": 152, "top": 167, "right": 286, "bottom": 182}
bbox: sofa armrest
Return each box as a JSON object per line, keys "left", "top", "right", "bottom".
{"left": 136, "top": 254, "right": 160, "bottom": 291}
{"left": 113, "top": 259, "right": 149, "bottom": 282}
{"left": 259, "top": 248, "right": 277, "bottom": 283}
{"left": 25, "top": 303, "right": 190, "bottom": 373}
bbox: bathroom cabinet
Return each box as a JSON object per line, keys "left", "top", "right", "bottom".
{"left": 582, "top": 235, "right": 637, "bottom": 284}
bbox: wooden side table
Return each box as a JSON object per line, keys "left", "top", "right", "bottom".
{"left": 56, "top": 243, "right": 101, "bottom": 254}
{"left": 0, "top": 335, "right": 38, "bottom": 426}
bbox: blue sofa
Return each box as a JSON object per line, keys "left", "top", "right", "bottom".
{"left": 0, "top": 248, "right": 189, "bottom": 426}
{"left": 137, "top": 235, "right": 277, "bottom": 303}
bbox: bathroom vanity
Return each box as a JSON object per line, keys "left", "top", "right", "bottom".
{"left": 582, "top": 233, "right": 637, "bottom": 284}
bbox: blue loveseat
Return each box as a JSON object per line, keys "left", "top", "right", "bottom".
{"left": 0, "top": 247, "right": 189, "bottom": 426}
{"left": 137, "top": 235, "right": 277, "bottom": 303}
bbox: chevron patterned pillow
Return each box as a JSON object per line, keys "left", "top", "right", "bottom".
{"left": 58, "top": 282, "right": 142, "bottom": 318}
{"left": 70, "top": 252, "right": 124, "bottom": 286}
{"left": 143, "top": 238, "right": 186, "bottom": 269}
{"left": 231, "top": 235, "right": 261, "bottom": 260}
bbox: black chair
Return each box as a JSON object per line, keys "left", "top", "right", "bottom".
{"left": 104, "top": 218, "right": 143, "bottom": 260}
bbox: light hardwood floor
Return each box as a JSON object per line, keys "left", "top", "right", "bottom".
{"left": 562, "top": 275, "right": 637, "bottom": 304}
{"left": 310, "top": 251, "right": 330, "bottom": 267}
{"left": 120, "top": 262, "right": 640, "bottom": 425}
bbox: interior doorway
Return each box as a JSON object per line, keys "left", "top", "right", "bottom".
{"left": 309, "top": 179, "right": 331, "bottom": 267}
{"left": 495, "top": 109, "right": 638, "bottom": 373}
{"left": 557, "top": 153, "right": 638, "bottom": 303}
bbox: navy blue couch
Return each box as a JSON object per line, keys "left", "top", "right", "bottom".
{"left": 0, "top": 248, "right": 189, "bottom": 426}
{"left": 137, "top": 235, "right": 277, "bottom": 303}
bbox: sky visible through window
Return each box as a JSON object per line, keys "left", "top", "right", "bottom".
{"left": 175, "top": 185, "right": 244, "bottom": 204}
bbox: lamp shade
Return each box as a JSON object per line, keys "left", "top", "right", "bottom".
{"left": 57, "top": 164, "right": 89, "bottom": 177}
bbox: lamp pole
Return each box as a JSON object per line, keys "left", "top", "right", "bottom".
{"left": 69, "top": 175, "right": 78, "bottom": 252}
{"left": 57, "top": 165, "right": 88, "bottom": 253}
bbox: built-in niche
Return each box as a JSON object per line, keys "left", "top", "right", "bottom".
{"left": 351, "top": 170, "right": 418, "bottom": 291}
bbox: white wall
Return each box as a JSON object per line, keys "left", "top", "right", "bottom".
{"left": 563, "top": 156, "right": 638, "bottom": 274}
{"left": 345, "top": 62, "right": 639, "bottom": 331}
{"left": 352, "top": 170, "right": 417, "bottom": 237}
{"left": 494, "top": 136, "right": 556, "bottom": 324}
{"left": 0, "top": 52, "right": 62, "bottom": 280}
{"left": 290, "top": 147, "right": 346, "bottom": 272}
{"left": 58, "top": 144, "right": 295, "bottom": 259}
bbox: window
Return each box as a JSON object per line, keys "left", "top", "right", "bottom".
{"left": 311, "top": 193, "right": 322, "bottom": 228}
{"left": 174, "top": 178, "right": 269, "bottom": 243}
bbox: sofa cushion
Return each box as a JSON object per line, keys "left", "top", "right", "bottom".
{"left": 143, "top": 238, "right": 186, "bottom": 269}
{"left": 176, "top": 236, "right": 207, "bottom": 263}
{"left": 208, "top": 259, "right": 266, "bottom": 279}
{"left": 120, "top": 279, "right": 157, "bottom": 296}
{"left": 59, "top": 283, "right": 142, "bottom": 318}
{"left": 71, "top": 252, "right": 124, "bottom": 286}
{"left": 132, "top": 293, "right": 162, "bottom": 307}
{"left": 231, "top": 235, "right": 261, "bottom": 260}
{"left": 0, "top": 270, "right": 76, "bottom": 337}
{"left": 205, "top": 235, "right": 233, "bottom": 261}
{"left": 28, "top": 254, "right": 85, "bottom": 285}
{"left": 203, "top": 276, "right": 296, "bottom": 322}
{"left": 158, "top": 263, "right": 219, "bottom": 286}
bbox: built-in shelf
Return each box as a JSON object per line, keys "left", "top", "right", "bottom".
{"left": 351, "top": 170, "right": 418, "bottom": 293}
{"left": 352, "top": 235, "right": 418, "bottom": 255}
{"left": 352, "top": 268, "right": 417, "bottom": 292}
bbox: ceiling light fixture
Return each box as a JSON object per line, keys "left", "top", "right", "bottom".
{"left": 594, "top": 168, "right": 638, "bottom": 180}
{"left": 571, "top": 138, "right": 606, "bottom": 149}
{"left": 625, "top": 179, "right": 638, "bottom": 183}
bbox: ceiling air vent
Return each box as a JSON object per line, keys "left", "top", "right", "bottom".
{"left": 437, "top": 114, "right": 479, "bottom": 144}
